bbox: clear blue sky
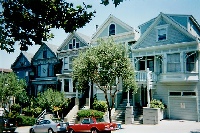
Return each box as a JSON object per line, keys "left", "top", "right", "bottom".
{"left": 1, "top": 0, "right": 200, "bottom": 69}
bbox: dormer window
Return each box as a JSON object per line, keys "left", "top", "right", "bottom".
{"left": 69, "top": 38, "right": 80, "bottom": 49}
{"left": 109, "top": 24, "right": 115, "bottom": 36}
{"left": 156, "top": 24, "right": 168, "bottom": 41}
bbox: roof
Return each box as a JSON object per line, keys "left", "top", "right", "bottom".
{"left": 0, "top": 68, "right": 12, "bottom": 73}
{"left": 22, "top": 51, "right": 34, "bottom": 62}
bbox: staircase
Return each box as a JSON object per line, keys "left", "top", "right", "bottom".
{"left": 36, "top": 109, "right": 46, "bottom": 123}
{"left": 112, "top": 99, "right": 133, "bottom": 124}
{"left": 133, "top": 107, "right": 143, "bottom": 124}
{"left": 111, "top": 99, "right": 143, "bottom": 124}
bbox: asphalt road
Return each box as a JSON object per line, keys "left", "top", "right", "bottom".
{"left": 15, "top": 120, "right": 200, "bottom": 133}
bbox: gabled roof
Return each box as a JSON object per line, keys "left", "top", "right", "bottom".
{"left": 33, "top": 43, "right": 58, "bottom": 59}
{"left": 11, "top": 52, "right": 34, "bottom": 68}
{"left": 91, "top": 14, "right": 133, "bottom": 39}
{"left": 133, "top": 12, "right": 197, "bottom": 49}
{"left": 57, "top": 32, "right": 90, "bottom": 51}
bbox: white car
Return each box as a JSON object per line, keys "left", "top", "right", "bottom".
{"left": 29, "top": 119, "right": 68, "bottom": 133}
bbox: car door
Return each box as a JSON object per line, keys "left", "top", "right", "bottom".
{"left": 34, "top": 121, "right": 45, "bottom": 133}
{"left": 77, "top": 118, "right": 93, "bottom": 132}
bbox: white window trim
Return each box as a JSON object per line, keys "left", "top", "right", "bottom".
{"left": 169, "top": 91, "right": 196, "bottom": 98}
{"left": 68, "top": 38, "right": 80, "bottom": 49}
{"left": 156, "top": 24, "right": 169, "bottom": 42}
{"left": 64, "top": 57, "right": 69, "bottom": 70}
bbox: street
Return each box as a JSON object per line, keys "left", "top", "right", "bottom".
{"left": 15, "top": 120, "right": 200, "bottom": 133}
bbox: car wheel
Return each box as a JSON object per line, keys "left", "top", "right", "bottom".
{"left": 68, "top": 129, "right": 74, "bottom": 133}
{"left": 30, "top": 128, "right": 35, "bottom": 133}
{"left": 91, "top": 128, "right": 98, "bottom": 133}
{"left": 48, "top": 128, "right": 54, "bottom": 133}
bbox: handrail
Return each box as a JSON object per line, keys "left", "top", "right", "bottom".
{"left": 36, "top": 109, "right": 46, "bottom": 123}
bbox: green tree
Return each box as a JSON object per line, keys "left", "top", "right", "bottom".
{"left": 36, "top": 88, "right": 70, "bottom": 118}
{"left": 0, "top": 0, "right": 95, "bottom": 52}
{"left": 72, "top": 39, "right": 137, "bottom": 122}
{"left": 0, "top": 72, "right": 26, "bottom": 110}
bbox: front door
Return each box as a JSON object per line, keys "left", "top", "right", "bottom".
{"left": 141, "top": 85, "right": 147, "bottom": 107}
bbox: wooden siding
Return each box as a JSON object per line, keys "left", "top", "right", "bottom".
{"left": 97, "top": 21, "right": 130, "bottom": 38}
{"left": 135, "top": 22, "right": 194, "bottom": 49}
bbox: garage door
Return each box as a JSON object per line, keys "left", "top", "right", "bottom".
{"left": 169, "top": 97, "right": 197, "bottom": 121}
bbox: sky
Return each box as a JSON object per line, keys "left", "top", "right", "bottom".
{"left": 1, "top": 0, "right": 200, "bottom": 69}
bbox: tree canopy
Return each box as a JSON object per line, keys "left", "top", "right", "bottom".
{"left": 0, "top": 0, "right": 124, "bottom": 52}
{"left": 0, "top": 0, "right": 95, "bottom": 52}
{"left": 0, "top": 72, "right": 27, "bottom": 109}
{"left": 72, "top": 39, "right": 137, "bottom": 122}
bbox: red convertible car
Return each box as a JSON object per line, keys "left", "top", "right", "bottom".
{"left": 67, "top": 117, "right": 117, "bottom": 133}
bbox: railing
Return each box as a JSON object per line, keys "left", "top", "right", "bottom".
{"left": 135, "top": 71, "right": 157, "bottom": 82}
{"left": 36, "top": 109, "right": 46, "bottom": 123}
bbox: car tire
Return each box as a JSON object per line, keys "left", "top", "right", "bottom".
{"left": 30, "top": 128, "right": 35, "bottom": 133}
{"left": 68, "top": 129, "right": 74, "bottom": 133}
{"left": 48, "top": 128, "right": 54, "bottom": 133}
{"left": 91, "top": 128, "right": 98, "bottom": 133}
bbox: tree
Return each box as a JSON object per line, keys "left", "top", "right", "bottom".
{"left": 0, "top": 0, "right": 95, "bottom": 52}
{"left": 72, "top": 39, "right": 138, "bottom": 122}
{"left": 36, "top": 88, "right": 70, "bottom": 118}
{"left": 0, "top": 72, "right": 26, "bottom": 110}
{"left": 101, "top": 0, "right": 124, "bottom": 7}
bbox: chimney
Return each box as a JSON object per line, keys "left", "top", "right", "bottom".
{"left": 96, "top": 25, "right": 99, "bottom": 31}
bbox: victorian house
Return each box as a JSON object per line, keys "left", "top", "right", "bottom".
{"left": 31, "top": 43, "right": 62, "bottom": 96}
{"left": 132, "top": 12, "right": 200, "bottom": 121}
{"left": 56, "top": 32, "right": 90, "bottom": 98}
{"left": 11, "top": 51, "right": 34, "bottom": 94}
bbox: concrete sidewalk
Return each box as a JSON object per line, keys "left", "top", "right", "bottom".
{"left": 14, "top": 120, "right": 200, "bottom": 133}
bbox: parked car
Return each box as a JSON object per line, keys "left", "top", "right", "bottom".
{"left": 0, "top": 117, "right": 17, "bottom": 133}
{"left": 67, "top": 117, "right": 118, "bottom": 133}
{"left": 29, "top": 119, "right": 69, "bottom": 133}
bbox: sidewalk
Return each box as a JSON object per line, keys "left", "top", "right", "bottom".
{"left": 15, "top": 120, "right": 200, "bottom": 133}
{"left": 114, "top": 120, "right": 200, "bottom": 133}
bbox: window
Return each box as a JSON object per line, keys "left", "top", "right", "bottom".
{"left": 109, "top": 24, "right": 115, "bottom": 36}
{"left": 157, "top": 28, "right": 166, "bottom": 41}
{"left": 169, "top": 92, "right": 181, "bottom": 96}
{"left": 182, "top": 92, "right": 196, "bottom": 96}
{"left": 64, "top": 57, "right": 69, "bottom": 70}
{"left": 43, "top": 50, "right": 47, "bottom": 58}
{"left": 167, "top": 53, "right": 181, "bottom": 72}
{"left": 186, "top": 52, "right": 196, "bottom": 72}
{"left": 64, "top": 79, "right": 69, "bottom": 92}
{"left": 69, "top": 38, "right": 80, "bottom": 49}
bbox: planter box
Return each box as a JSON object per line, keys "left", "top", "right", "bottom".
{"left": 143, "top": 107, "right": 163, "bottom": 125}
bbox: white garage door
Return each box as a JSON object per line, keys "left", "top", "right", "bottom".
{"left": 169, "top": 97, "right": 197, "bottom": 121}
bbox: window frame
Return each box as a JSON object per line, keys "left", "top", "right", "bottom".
{"left": 109, "top": 23, "right": 116, "bottom": 36}
{"left": 167, "top": 53, "right": 181, "bottom": 72}
{"left": 156, "top": 24, "right": 169, "bottom": 42}
{"left": 186, "top": 52, "right": 197, "bottom": 72}
{"left": 68, "top": 38, "right": 80, "bottom": 49}
{"left": 64, "top": 57, "right": 69, "bottom": 70}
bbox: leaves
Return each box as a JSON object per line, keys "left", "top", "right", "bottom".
{"left": 0, "top": 72, "right": 27, "bottom": 108}
{"left": 36, "top": 88, "right": 70, "bottom": 112}
{"left": 0, "top": 0, "right": 95, "bottom": 52}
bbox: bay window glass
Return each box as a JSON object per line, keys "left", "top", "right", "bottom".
{"left": 167, "top": 53, "right": 181, "bottom": 72}
{"left": 186, "top": 52, "right": 196, "bottom": 72}
{"left": 64, "top": 57, "right": 69, "bottom": 70}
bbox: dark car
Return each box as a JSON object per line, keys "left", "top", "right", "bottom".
{"left": 0, "top": 117, "right": 17, "bottom": 133}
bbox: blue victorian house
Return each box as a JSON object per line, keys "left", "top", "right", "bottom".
{"left": 31, "top": 43, "right": 62, "bottom": 96}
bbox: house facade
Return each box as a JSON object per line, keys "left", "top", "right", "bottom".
{"left": 132, "top": 13, "right": 200, "bottom": 121}
{"left": 11, "top": 52, "right": 34, "bottom": 94}
{"left": 31, "top": 43, "right": 61, "bottom": 96}
{"left": 56, "top": 32, "right": 90, "bottom": 98}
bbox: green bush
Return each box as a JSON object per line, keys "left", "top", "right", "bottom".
{"left": 77, "top": 109, "right": 104, "bottom": 119}
{"left": 22, "top": 107, "right": 42, "bottom": 118}
{"left": 16, "top": 115, "right": 36, "bottom": 126}
{"left": 92, "top": 100, "right": 108, "bottom": 112}
{"left": 150, "top": 99, "right": 165, "bottom": 109}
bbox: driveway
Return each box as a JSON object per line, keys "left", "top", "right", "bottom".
{"left": 15, "top": 120, "right": 200, "bottom": 133}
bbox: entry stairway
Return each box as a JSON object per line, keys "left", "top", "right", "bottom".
{"left": 111, "top": 99, "right": 143, "bottom": 124}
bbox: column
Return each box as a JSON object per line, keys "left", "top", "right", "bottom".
{"left": 127, "top": 90, "right": 130, "bottom": 106}
{"left": 61, "top": 79, "right": 64, "bottom": 92}
{"left": 147, "top": 68, "right": 150, "bottom": 107}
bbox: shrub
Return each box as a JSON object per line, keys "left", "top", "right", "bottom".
{"left": 92, "top": 100, "right": 108, "bottom": 112}
{"left": 16, "top": 115, "right": 36, "bottom": 126}
{"left": 150, "top": 99, "right": 165, "bottom": 109}
{"left": 77, "top": 109, "right": 104, "bottom": 119}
